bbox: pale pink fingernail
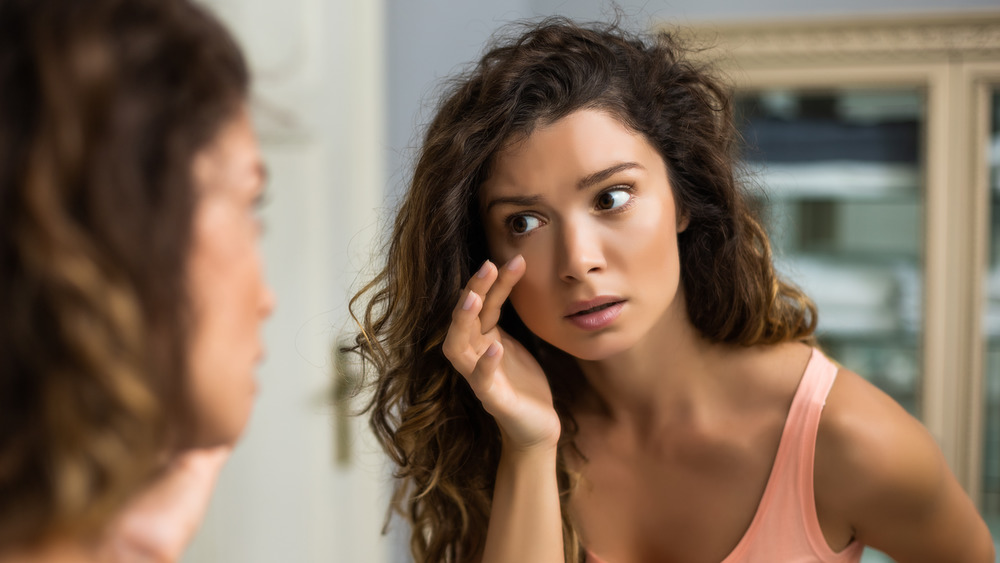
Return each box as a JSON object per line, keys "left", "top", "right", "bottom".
{"left": 462, "top": 291, "right": 477, "bottom": 311}
{"left": 476, "top": 260, "right": 491, "bottom": 278}
{"left": 486, "top": 340, "right": 501, "bottom": 357}
{"left": 507, "top": 255, "right": 525, "bottom": 271}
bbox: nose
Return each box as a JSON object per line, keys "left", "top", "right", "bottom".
{"left": 557, "top": 219, "right": 605, "bottom": 282}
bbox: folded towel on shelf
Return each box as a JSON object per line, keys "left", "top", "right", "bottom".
{"left": 748, "top": 161, "right": 919, "bottom": 199}
{"left": 777, "top": 257, "right": 926, "bottom": 337}
{"left": 814, "top": 305, "right": 899, "bottom": 336}
{"left": 778, "top": 257, "right": 897, "bottom": 309}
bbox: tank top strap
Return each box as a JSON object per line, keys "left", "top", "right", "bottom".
{"left": 784, "top": 347, "right": 840, "bottom": 488}
{"left": 723, "top": 347, "right": 863, "bottom": 563}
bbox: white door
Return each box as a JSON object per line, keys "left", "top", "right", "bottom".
{"left": 182, "top": 0, "right": 392, "bottom": 561}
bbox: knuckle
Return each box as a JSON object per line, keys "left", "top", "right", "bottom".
{"left": 441, "top": 339, "right": 458, "bottom": 360}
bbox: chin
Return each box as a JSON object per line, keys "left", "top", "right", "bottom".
{"left": 193, "top": 410, "right": 254, "bottom": 449}
{"left": 549, "top": 334, "right": 633, "bottom": 362}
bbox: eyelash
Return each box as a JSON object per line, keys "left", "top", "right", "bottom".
{"left": 501, "top": 185, "right": 636, "bottom": 240}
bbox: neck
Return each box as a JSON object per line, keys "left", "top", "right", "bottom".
{"left": 573, "top": 298, "right": 733, "bottom": 430}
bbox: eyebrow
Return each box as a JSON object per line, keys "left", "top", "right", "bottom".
{"left": 577, "top": 162, "right": 643, "bottom": 190}
{"left": 483, "top": 161, "right": 644, "bottom": 214}
{"left": 484, "top": 194, "right": 543, "bottom": 214}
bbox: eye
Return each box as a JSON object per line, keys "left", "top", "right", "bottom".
{"left": 508, "top": 214, "right": 542, "bottom": 235}
{"left": 596, "top": 187, "right": 631, "bottom": 211}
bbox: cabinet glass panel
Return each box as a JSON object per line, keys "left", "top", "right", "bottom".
{"left": 983, "top": 87, "right": 1000, "bottom": 545}
{"left": 735, "top": 89, "right": 924, "bottom": 416}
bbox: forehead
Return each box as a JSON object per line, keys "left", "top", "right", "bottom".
{"left": 205, "top": 111, "right": 259, "bottom": 162}
{"left": 192, "top": 110, "right": 263, "bottom": 191}
{"left": 482, "top": 109, "right": 661, "bottom": 197}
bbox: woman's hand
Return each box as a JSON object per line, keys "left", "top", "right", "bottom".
{"left": 442, "top": 255, "right": 561, "bottom": 452}
{"left": 99, "top": 446, "right": 230, "bottom": 562}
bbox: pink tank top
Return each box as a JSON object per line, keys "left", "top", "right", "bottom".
{"left": 587, "top": 349, "right": 865, "bottom": 563}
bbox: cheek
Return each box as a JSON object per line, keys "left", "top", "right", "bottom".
{"left": 507, "top": 255, "right": 554, "bottom": 327}
{"left": 194, "top": 215, "right": 257, "bottom": 301}
{"left": 509, "top": 278, "right": 540, "bottom": 312}
{"left": 185, "top": 206, "right": 260, "bottom": 446}
{"left": 188, "top": 206, "right": 263, "bottom": 358}
{"left": 629, "top": 198, "right": 678, "bottom": 255}
{"left": 628, "top": 213, "right": 683, "bottom": 294}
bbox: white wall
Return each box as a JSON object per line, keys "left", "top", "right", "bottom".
{"left": 385, "top": 0, "right": 531, "bottom": 202}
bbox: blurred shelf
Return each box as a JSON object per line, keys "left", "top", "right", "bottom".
{"left": 745, "top": 161, "right": 921, "bottom": 200}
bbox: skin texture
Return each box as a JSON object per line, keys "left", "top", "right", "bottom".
{"left": 186, "top": 108, "right": 274, "bottom": 448}
{"left": 445, "top": 109, "right": 994, "bottom": 563}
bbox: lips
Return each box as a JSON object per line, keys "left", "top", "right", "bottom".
{"left": 565, "top": 298, "right": 625, "bottom": 331}
{"left": 564, "top": 296, "right": 625, "bottom": 318}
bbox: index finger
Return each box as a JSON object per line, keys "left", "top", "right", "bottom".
{"left": 480, "top": 254, "right": 525, "bottom": 330}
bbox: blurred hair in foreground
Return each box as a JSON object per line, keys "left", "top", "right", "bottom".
{"left": 0, "top": 0, "right": 248, "bottom": 551}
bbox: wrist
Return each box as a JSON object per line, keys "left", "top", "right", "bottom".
{"left": 499, "top": 435, "right": 559, "bottom": 465}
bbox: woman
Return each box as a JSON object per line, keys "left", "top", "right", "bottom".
{"left": 0, "top": 0, "right": 273, "bottom": 560}
{"left": 351, "top": 18, "right": 994, "bottom": 563}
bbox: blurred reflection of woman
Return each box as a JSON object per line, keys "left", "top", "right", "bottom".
{"left": 0, "top": 0, "right": 274, "bottom": 561}
{"left": 351, "top": 18, "right": 994, "bottom": 563}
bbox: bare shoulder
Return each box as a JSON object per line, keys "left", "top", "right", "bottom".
{"left": 814, "top": 364, "right": 994, "bottom": 562}
{"left": 815, "top": 367, "right": 935, "bottom": 510}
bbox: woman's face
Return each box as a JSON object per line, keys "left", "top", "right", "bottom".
{"left": 186, "top": 107, "right": 274, "bottom": 447}
{"left": 481, "top": 109, "right": 687, "bottom": 361}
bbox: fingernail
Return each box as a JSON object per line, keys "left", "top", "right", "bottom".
{"left": 507, "top": 255, "right": 525, "bottom": 271}
{"left": 476, "top": 260, "right": 491, "bottom": 278}
{"left": 462, "top": 291, "right": 477, "bottom": 311}
{"left": 486, "top": 340, "right": 500, "bottom": 357}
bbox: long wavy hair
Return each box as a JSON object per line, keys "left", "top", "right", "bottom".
{"left": 350, "top": 17, "right": 817, "bottom": 562}
{"left": 0, "top": 0, "right": 248, "bottom": 551}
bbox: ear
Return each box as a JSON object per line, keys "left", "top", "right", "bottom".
{"left": 677, "top": 211, "right": 690, "bottom": 233}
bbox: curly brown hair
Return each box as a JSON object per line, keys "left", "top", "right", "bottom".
{"left": 350, "top": 17, "right": 817, "bottom": 563}
{"left": 0, "top": 0, "right": 248, "bottom": 551}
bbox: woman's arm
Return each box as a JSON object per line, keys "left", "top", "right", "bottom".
{"left": 815, "top": 369, "right": 995, "bottom": 563}
{"left": 443, "top": 256, "right": 565, "bottom": 563}
{"left": 482, "top": 443, "right": 563, "bottom": 563}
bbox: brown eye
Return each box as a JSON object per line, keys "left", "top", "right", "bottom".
{"left": 509, "top": 214, "right": 541, "bottom": 235}
{"left": 596, "top": 188, "right": 630, "bottom": 210}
